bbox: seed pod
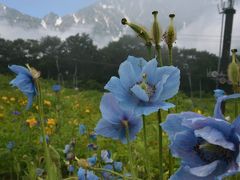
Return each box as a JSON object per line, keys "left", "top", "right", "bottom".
{"left": 228, "top": 49, "right": 239, "bottom": 85}
{"left": 163, "top": 14, "right": 177, "bottom": 49}
{"left": 121, "top": 18, "right": 152, "bottom": 46}
{"left": 151, "top": 11, "right": 162, "bottom": 45}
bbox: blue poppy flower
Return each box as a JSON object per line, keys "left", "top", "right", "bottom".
{"left": 68, "top": 165, "right": 74, "bottom": 173}
{"left": 40, "top": 135, "right": 49, "bottom": 144}
{"left": 87, "top": 144, "right": 98, "bottom": 151}
{"left": 214, "top": 89, "right": 225, "bottom": 99}
{"left": 63, "top": 144, "right": 72, "bottom": 154}
{"left": 9, "top": 65, "right": 37, "bottom": 109}
{"left": 79, "top": 124, "right": 86, "bottom": 135}
{"left": 102, "top": 164, "right": 114, "bottom": 179}
{"left": 77, "top": 167, "right": 98, "bottom": 180}
{"left": 6, "top": 141, "right": 15, "bottom": 151}
{"left": 87, "top": 156, "right": 97, "bottom": 166}
{"left": 12, "top": 111, "right": 20, "bottom": 115}
{"left": 95, "top": 93, "right": 143, "bottom": 144}
{"left": 113, "top": 161, "right": 123, "bottom": 172}
{"left": 52, "top": 84, "right": 61, "bottom": 92}
{"left": 105, "top": 56, "right": 180, "bottom": 116}
{"left": 161, "top": 94, "right": 240, "bottom": 179}
{"left": 101, "top": 150, "right": 113, "bottom": 163}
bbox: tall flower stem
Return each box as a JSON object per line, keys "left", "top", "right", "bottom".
{"left": 36, "top": 80, "right": 55, "bottom": 180}
{"left": 168, "top": 109, "right": 174, "bottom": 178}
{"left": 156, "top": 45, "right": 163, "bottom": 66}
{"left": 146, "top": 44, "right": 152, "bottom": 60}
{"left": 125, "top": 123, "right": 137, "bottom": 179}
{"left": 168, "top": 47, "right": 173, "bottom": 65}
{"left": 142, "top": 115, "right": 150, "bottom": 179}
{"left": 157, "top": 110, "right": 163, "bottom": 179}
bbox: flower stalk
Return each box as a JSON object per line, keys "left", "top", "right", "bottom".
{"left": 157, "top": 110, "right": 163, "bottom": 179}
{"left": 124, "top": 121, "right": 137, "bottom": 179}
{"left": 142, "top": 115, "right": 150, "bottom": 179}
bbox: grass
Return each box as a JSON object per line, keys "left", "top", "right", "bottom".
{"left": 0, "top": 75, "right": 237, "bottom": 179}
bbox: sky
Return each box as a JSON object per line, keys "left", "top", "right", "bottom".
{"left": 0, "top": 0, "right": 98, "bottom": 17}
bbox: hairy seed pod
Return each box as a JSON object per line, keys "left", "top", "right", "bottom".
{"left": 228, "top": 49, "right": 239, "bottom": 85}
{"left": 151, "top": 11, "right": 162, "bottom": 45}
{"left": 163, "top": 14, "right": 176, "bottom": 49}
{"left": 121, "top": 18, "right": 152, "bottom": 46}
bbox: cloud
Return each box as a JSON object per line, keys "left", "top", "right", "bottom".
{"left": 176, "top": 3, "right": 240, "bottom": 55}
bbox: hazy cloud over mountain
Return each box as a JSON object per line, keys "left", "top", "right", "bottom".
{"left": 0, "top": 0, "right": 239, "bottom": 54}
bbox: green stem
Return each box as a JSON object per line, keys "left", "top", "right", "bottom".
{"left": 36, "top": 80, "right": 55, "bottom": 180}
{"left": 168, "top": 47, "right": 173, "bottom": 65}
{"left": 157, "top": 110, "right": 163, "bottom": 179}
{"left": 142, "top": 115, "right": 150, "bottom": 179}
{"left": 156, "top": 45, "right": 163, "bottom": 66}
{"left": 91, "top": 167, "right": 129, "bottom": 179}
{"left": 146, "top": 45, "right": 152, "bottom": 60}
{"left": 125, "top": 123, "right": 137, "bottom": 179}
{"left": 168, "top": 109, "right": 174, "bottom": 178}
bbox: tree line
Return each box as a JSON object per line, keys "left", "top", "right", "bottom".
{"left": 0, "top": 33, "right": 219, "bottom": 94}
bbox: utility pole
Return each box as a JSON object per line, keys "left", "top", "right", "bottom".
{"left": 218, "top": 0, "right": 236, "bottom": 74}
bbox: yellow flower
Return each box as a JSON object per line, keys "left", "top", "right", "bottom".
{"left": 44, "top": 100, "right": 51, "bottom": 106}
{"left": 196, "top": 109, "right": 202, "bottom": 114}
{"left": 2, "top": 96, "right": 8, "bottom": 101}
{"left": 47, "top": 118, "right": 56, "bottom": 127}
{"left": 45, "top": 127, "right": 53, "bottom": 135}
{"left": 10, "top": 97, "right": 16, "bottom": 101}
{"left": 0, "top": 113, "right": 4, "bottom": 118}
{"left": 35, "top": 105, "right": 39, "bottom": 110}
{"left": 26, "top": 118, "right": 37, "bottom": 128}
{"left": 85, "top": 109, "right": 90, "bottom": 113}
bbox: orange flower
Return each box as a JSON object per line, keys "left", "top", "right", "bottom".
{"left": 47, "top": 118, "right": 56, "bottom": 126}
{"left": 26, "top": 118, "right": 37, "bottom": 128}
{"left": 44, "top": 100, "right": 51, "bottom": 106}
{"left": 45, "top": 127, "right": 53, "bottom": 135}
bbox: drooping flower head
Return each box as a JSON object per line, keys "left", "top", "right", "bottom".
{"left": 95, "top": 93, "right": 143, "bottom": 144}
{"left": 9, "top": 64, "right": 39, "bottom": 109}
{"left": 105, "top": 56, "right": 180, "bottom": 116}
{"left": 161, "top": 94, "right": 240, "bottom": 179}
{"left": 77, "top": 167, "right": 98, "bottom": 180}
{"left": 214, "top": 89, "right": 225, "bottom": 99}
{"left": 101, "top": 150, "right": 113, "bottom": 163}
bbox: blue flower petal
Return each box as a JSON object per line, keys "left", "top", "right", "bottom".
{"left": 10, "top": 74, "right": 35, "bottom": 94}
{"left": 104, "top": 77, "right": 130, "bottom": 101}
{"left": 214, "top": 94, "right": 240, "bottom": 120}
{"left": 126, "top": 56, "right": 147, "bottom": 76}
{"left": 141, "top": 59, "right": 158, "bottom": 85}
{"left": 182, "top": 116, "right": 232, "bottom": 138}
{"left": 95, "top": 118, "right": 121, "bottom": 141}
{"left": 156, "top": 66, "right": 180, "bottom": 101}
{"left": 186, "top": 160, "right": 220, "bottom": 177}
{"left": 194, "top": 126, "right": 235, "bottom": 151}
{"left": 26, "top": 93, "right": 34, "bottom": 110}
{"left": 170, "top": 130, "right": 203, "bottom": 167}
{"left": 131, "top": 85, "right": 149, "bottom": 102}
{"left": 161, "top": 113, "right": 191, "bottom": 140}
{"left": 8, "top": 65, "right": 31, "bottom": 76}
{"left": 100, "top": 93, "right": 126, "bottom": 124}
{"left": 118, "top": 61, "right": 138, "bottom": 88}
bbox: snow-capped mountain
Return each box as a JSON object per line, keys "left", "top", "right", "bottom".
{"left": 0, "top": 0, "right": 239, "bottom": 52}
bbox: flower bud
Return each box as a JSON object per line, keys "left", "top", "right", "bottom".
{"left": 151, "top": 11, "right": 162, "bottom": 45}
{"left": 228, "top": 49, "right": 239, "bottom": 85}
{"left": 26, "top": 64, "right": 41, "bottom": 79}
{"left": 163, "top": 14, "right": 177, "bottom": 49}
{"left": 77, "top": 158, "right": 89, "bottom": 169}
{"left": 121, "top": 18, "right": 152, "bottom": 46}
